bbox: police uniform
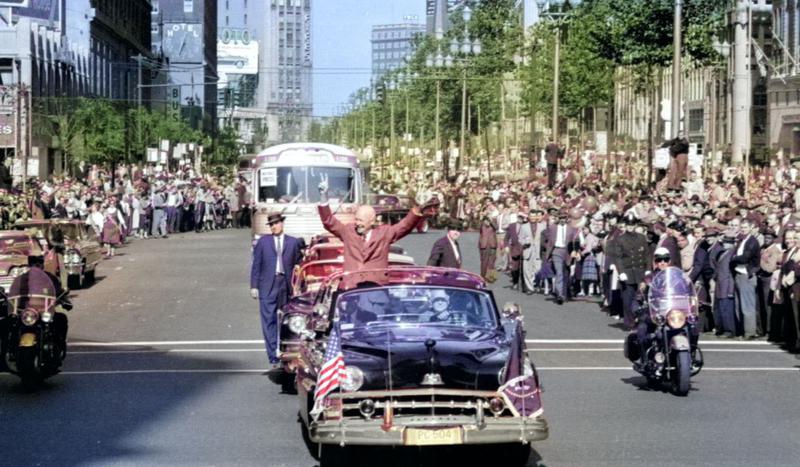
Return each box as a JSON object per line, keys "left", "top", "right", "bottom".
{"left": 609, "top": 217, "right": 650, "bottom": 328}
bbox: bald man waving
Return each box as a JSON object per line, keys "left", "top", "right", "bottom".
{"left": 317, "top": 180, "right": 438, "bottom": 274}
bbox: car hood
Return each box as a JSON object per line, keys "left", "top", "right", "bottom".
{"left": 341, "top": 325, "right": 510, "bottom": 391}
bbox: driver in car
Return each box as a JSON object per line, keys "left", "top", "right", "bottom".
{"left": 418, "top": 289, "right": 452, "bottom": 323}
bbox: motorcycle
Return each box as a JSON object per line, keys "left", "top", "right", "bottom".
{"left": 0, "top": 267, "right": 71, "bottom": 390}
{"left": 624, "top": 267, "right": 703, "bottom": 396}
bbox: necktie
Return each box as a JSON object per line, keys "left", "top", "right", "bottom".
{"left": 276, "top": 236, "right": 284, "bottom": 274}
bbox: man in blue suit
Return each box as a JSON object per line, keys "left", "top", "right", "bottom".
{"left": 250, "top": 212, "right": 304, "bottom": 368}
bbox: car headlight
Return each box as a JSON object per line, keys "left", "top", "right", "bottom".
{"left": 341, "top": 366, "right": 364, "bottom": 392}
{"left": 286, "top": 315, "right": 308, "bottom": 335}
{"left": 667, "top": 310, "right": 687, "bottom": 329}
{"left": 11, "top": 266, "right": 29, "bottom": 277}
{"left": 41, "top": 309, "right": 54, "bottom": 323}
{"left": 21, "top": 309, "right": 38, "bottom": 326}
{"left": 68, "top": 251, "right": 82, "bottom": 263}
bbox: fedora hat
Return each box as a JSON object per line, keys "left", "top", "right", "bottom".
{"left": 266, "top": 212, "right": 286, "bottom": 225}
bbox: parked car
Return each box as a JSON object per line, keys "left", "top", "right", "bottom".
{"left": 14, "top": 220, "right": 102, "bottom": 289}
{"left": 0, "top": 231, "right": 47, "bottom": 293}
{"left": 295, "top": 266, "right": 548, "bottom": 464}
{"left": 368, "top": 194, "right": 429, "bottom": 233}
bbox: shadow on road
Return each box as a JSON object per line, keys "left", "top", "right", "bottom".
{"left": 0, "top": 346, "right": 239, "bottom": 466}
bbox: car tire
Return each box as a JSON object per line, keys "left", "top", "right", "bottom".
{"left": 85, "top": 268, "right": 96, "bottom": 285}
{"left": 67, "top": 272, "right": 83, "bottom": 290}
{"left": 319, "top": 444, "right": 349, "bottom": 467}
{"left": 489, "top": 443, "right": 530, "bottom": 466}
{"left": 281, "top": 371, "right": 297, "bottom": 394}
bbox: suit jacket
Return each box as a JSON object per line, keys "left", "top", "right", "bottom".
{"left": 731, "top": 235, "right": 761, "bottom": 277}
{"left": 545, "top": 143, "right": 562, "bottom": 165}
{"left": 428, "top": 236, "right": 462, "bottom": 269}
{"left": 478, "top": 218, "right": 498, "bottom": 249}
{"left": 544, "top": 224, "right": 578, "bottom": 260}
{"left": 250, "top": 234, "right": 303, "bottom": 296}
{"left": 712, "top": 248, "right": 736, "bottom": 298}
{"left": 689, "top": 244, "right": 713, "bottom": 284}
{"left": 318, "top": 203, "right": 421, "bottom": 273}
{"left": 505, "top": 222, "right": 523, "bottom": 259}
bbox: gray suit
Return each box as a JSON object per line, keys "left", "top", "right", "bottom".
{"left": 151, "top": 192, "right": 168, "bottom": 237}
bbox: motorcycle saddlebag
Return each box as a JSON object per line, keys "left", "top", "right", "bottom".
{"left": 624, "top": 333, "right": 640, "bottom": 362}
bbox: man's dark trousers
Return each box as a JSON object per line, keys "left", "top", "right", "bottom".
{"left": 547, "top": 163, "right": 557, "bottom": 188}
{"left": 259, "top": 275, "right": 288, "bottom": 363}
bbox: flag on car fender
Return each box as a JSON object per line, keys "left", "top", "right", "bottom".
{"left": 310, "top": 326, "right": 345, "bottom": 419}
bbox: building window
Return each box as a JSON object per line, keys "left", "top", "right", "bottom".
{"left": 688, "top": 109, "right": 703, "bottom": 133}
{"left": 226, "top": 16, "right": 229, "bottom": 26}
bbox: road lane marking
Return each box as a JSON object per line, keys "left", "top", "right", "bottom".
{"left": 0, "top": 366, "right": 790, "bottom": 376}
{"left": 67, "top": 347, "right": 788, "bottom": 355}
{"left": 68, "top": 338, "right": 775, "bottom": 347}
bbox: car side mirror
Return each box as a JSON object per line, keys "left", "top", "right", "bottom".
{"left": 501, "top": 302, "right": 522, "bottom": 321}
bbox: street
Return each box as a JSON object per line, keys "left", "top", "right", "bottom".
{"left": 1, "top": 229, "right": 799, "bottom": 467}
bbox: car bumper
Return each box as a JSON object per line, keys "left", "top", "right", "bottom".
{"left": 279, "top": 341, "right": 301, "bottom": 372}
{"left": 309, "top": 415, "right": 549, "bottom": 446}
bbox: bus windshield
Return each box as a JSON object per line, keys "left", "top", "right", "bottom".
{"left": 257, "top": 166, "right": 355, "bottom": 204}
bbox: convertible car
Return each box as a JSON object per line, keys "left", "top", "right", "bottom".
{"left": 294, "top": 266, "right": 548, "bottom": 463}
{"left": 277, "top": 246, "right": 415, "bottom": 390}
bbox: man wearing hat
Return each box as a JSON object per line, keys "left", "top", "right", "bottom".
{"left": 544, "top": 210, "right": 578, "bottom": 304}
{"left": 608, "top": 215, "right": 650, "bottom": 327}
{"left": 250, "top": 212, "right": 304, "bottom": 368}
{"left": 428, "top": 220, "right": 463, "bottom": 269}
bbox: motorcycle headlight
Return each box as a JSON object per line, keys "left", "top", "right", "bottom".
{"left": 341, "top": 366, "right": 364, "bottom": 392}
{"left": 21, "top": 309, "right": 38, "bottom": 326}
{"left": 286, "top": 315, "right": 308, "bottom": 335}
{"left": 667, "top": 310, "right": 687, "bottom": 329}
{"left": 41, "top": 310, "right": 54, "bottom": 323}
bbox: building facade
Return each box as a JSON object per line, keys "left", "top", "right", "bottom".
{"left": 151, "top": 0, "right": 218, "bottom": 133}
{"left": 0, "top": 0, "right": 152, "bottom": 178}
{"left": 769, "top": 0, "right": 800, "bottom": 158}
{"left": 371, "top": 21, "right": 425, "bottom": 81}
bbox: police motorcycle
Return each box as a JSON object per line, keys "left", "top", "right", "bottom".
{"left": 624, "top": 266, "right": 703, "bottom": 396}
{"left": 0, "top": 260, "right": 71, "bottom": 390}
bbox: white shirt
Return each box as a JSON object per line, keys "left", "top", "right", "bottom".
{"left": 274, "top": 235, "right": 285, "bottom": 274}
{"left": 735, "top": 235, "right": 750, "bottom": 275}
{"left": 448, "top": 237, "right": 460, "bottom": 263}
{"left": 555, "top": 225, "right": 567, "bottom": 248}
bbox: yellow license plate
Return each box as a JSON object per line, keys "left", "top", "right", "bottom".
{"left": 403, "top": 427, "right": 463, "bottom": 446}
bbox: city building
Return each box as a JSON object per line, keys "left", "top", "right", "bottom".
{"left": 371, "top": 19, "right": 425, "bottom": 81}
{"left": 769, "top": 0, "right": 800, "bottom": 158}
{"left": 218, "top": 0, "right": 312, "bottom": 146}
{"left": 425, "top": 0, "right": 462, "bottom": 35}
{"left": 151, "top": 0, "right": 218, "bottom": 133}
{"left": 0, "top": 0, "right": 152, "bottom": 178}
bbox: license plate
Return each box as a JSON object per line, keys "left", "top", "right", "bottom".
{"left": 403, "top": 427, "right": 463, "bottom": 446}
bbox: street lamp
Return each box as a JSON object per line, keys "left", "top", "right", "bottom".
{"left": 537, "top": 0, "right": 568, "bottom": 145}
{"left": 425, "top": 5, "right": 482, "bottom": 176}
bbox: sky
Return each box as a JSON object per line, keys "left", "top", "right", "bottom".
{"left": 312, "top": 0, "right": 426, "bottom": 117}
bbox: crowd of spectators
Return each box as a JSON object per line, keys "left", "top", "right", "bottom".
{"left": 383, "top": 142, "right": 800, "bottom": 352}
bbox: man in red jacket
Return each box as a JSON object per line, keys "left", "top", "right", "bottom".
{"left": 318, "top": 183, "right": 439, "bottom": 278}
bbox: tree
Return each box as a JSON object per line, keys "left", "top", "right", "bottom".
{"left": 211, "top": 125, "right": 241, "bottom": 165}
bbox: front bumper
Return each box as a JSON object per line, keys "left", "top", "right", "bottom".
{"left": 309, "top": 414, "right": 549, "bottom": 446}
{"left": 278, "top": 340, "right": 301, "bottom": 373}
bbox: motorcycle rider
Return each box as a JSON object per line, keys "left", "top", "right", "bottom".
{"left": 25, "top": 254, "right": 72, "bottom": 355}
{"left": 635, "top": 247, "right": 673, "bottom": 366}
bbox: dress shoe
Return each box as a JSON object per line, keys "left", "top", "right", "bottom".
{"left": 555, "top": 297, "right": 564, "bottom": 305}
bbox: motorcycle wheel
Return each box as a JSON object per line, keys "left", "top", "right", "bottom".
{"left": 17, "top": 347, "right": 42, "bottom": 391}
{"left": 672, "top": 351, "right": 691, "bottom": 396}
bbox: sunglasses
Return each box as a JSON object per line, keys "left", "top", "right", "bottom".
{"left": 654, "top": 256, "right": 670, "bottom": 263}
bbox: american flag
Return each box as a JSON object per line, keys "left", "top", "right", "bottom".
{"left": 310, "top": 326, "right": 345, "bottom": 418}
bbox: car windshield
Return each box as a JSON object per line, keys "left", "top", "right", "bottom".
{"left": 257, "top": 166, "right": 355, "bottom": 204}
{"left": 336, "top": 286, "right": 497, "bottom": 330}
{"left": 0, "top": 236, "right": 41, "bottom": 256}
{"left": 50, "top": 224, "right": 82, "bottom": 241}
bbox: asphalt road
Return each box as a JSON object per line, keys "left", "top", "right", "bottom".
{"left": 1, "top": 228, "right": 799, "bottom": 466}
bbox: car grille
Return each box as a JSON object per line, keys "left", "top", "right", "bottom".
{"left": 332, "top": 388, "right": 510, "bottom": 419}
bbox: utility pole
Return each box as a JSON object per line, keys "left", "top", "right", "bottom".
{"left": 435, "top": 79, "right": 441, "bottom": 174}
{"left": 459, "top": 66, "right": 467, "bottom": 172}
{"left": 731, "top": 0, "right": 751, "bottom": 165}
{"left": 671, "top": 0, "right": 682, "bottom": 139}
{"left": 552, "top": 26, "right": 561, "bottom": 144}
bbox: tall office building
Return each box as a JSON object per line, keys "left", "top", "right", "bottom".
{"left": 219, "top": 0, "right": 312, "bottom": 145}
{"left": 371, "top": 20, "right": 425, "bottom": 81}
{"left": 151, "top": 0, "right": 218, "bottom": 133}
{"left": 425, "top": 0, "right": 462, "bottom": 35}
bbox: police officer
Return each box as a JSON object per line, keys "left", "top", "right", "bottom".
{"left": 609, "top": 215, "right": 651, "bottom": 328}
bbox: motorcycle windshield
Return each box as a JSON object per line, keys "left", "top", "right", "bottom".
{"left": 648, "top": 267, "right": 698, "bottom": 320}
{"left": 7, "top": 268, "right": 57, "bottom": 300}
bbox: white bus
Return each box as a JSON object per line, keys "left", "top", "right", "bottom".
{"left": 251, "top": 143, "right": 364, "bottom": 243}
